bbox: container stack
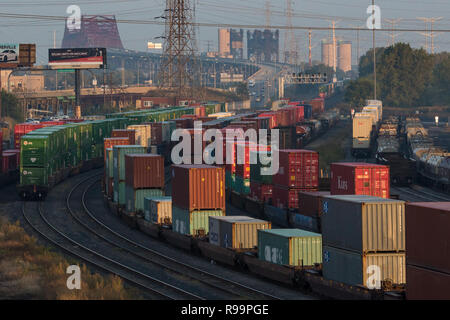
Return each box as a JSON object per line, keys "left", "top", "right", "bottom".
{"left": 331, "top": 163, "right": 390, "bottom": 199}
{"left": 296, "top": 191, "right": 331, "bottom": 232}
{"left": 321, "top": 195, "right": 406, "bottom": 288}
{"left": 272, "top": 150, "right": 319, "bottom": 209}
{"left": 209, "top": 216, "right": 271, "bottom": 250}
{"left": 405, "top": 202, "right": 450, "bottom": 300}
{"left": 103, "top": 137, "right": 132, "bottom": 193}
{"left": 112, "top": 129, "right": 136, "bottom": 145}
{"left": 171, "top": 165, "right": 226, "bottom": 236}
{"left": 144, "top": 197, "right": 172, "bottom": 225}
{"left": 125, "top": 154, "right": 165, "bottom": 215}
{"left": 257, "top": 229, "right": 322, "bottom": 267}
{"left": 249, "top": 151, "right": 273, "bottom": 202}
{"left": 112, "top": 145, "right": 146, "bottom": 206}
{"left": 127, "top": 125, "right": 151, "bottom": 148}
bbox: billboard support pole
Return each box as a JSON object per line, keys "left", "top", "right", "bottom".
{"left": 75, "top": 69, "right": 81, "bottom": 114}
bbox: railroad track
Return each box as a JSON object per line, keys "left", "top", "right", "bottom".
{"left": 22, "top": 173, "right": 203, "bottom": 300}
{"left": 391, "top": 185, "right": 450, "bottom": 202}
{"left": 76, "top": 174, "right": 282, "bottom": 300}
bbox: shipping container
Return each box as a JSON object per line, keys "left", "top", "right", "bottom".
{"left": 125, "top": 185, "right": 164, "bottom": 213}
{"left": 272, "top": 185, "right": 304, "bottom": 209}
{"left": 258, "top": 229, "right": 322, "bottom": 267}
{"left": 172, "top": 165, "right": 225, "bottom": 211}
{"left": 20, "top": 167, "right": 48, "bottom": 186}
{"left": 298, "top": 191, "right": 331, "bottom": 217}
{"left": 172, "top": 205, "right": 225, "bottom": 236}
{"left": 20, "top": 135, "right": 51, "bottom": 168}
{"left": 353, "top": 114, "right": 373, "bottom": 139}
{"left": 406, "top": 265, "right": 450, "bottom": 300}
{"left": 405, "top": 202, "right": 450, "bottom": 273}
{"left": 249, "top": 151, "right": 273, "bottom": 184}
{"left": 112, "top": 129, "right": 136, "bottom": 145}
{"left": 331, "top": 163, "right": 390, "bottom": 199}
{"left": 2, "top": 152, "right": 17, "bottom": 173}
{"left": 321, "top": 195, "right": 405, "bottom": 253}
{"left": 273, "top": 150, "right": 319, "bottom": 189}
{"left": 249, "top": 181, "right": 273, "bottom": 202}
{"left": 125, "top": 154, "right": 164, "bottom": 189}
{"left": 234, "top": 175, "right": 250, "bottom": 195}
{"left": 209, "top": 216, "right": 271, "bottom": 249}
{"left": 323, "top": 246, "right": 406, "bottom": 288}
{"left": 104, "top": 137, "right": 130, "bottom": 162}
{"left": 127, "top": 124, "right": 151, "bottom": 147}
{"left": 112, "top": 145, "right": 146, "bottom": 182}
{"left": 144, "top": 196, "right": 172, "bottom": 224}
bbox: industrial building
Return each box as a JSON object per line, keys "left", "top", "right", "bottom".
{"left": 218, "top": 28, "right": 244, "bottom": 59}
{"left": 321, "top": 39, "right": 352, "bottom": 73}
{"left": 247, "top": 29, "right": 279, "bottom": 63}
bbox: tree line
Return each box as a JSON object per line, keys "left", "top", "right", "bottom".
{"left": 345, "top": 43, "right": 450, "bottom": 108}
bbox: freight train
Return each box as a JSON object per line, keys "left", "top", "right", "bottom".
{"left": 352, "top": 100, "right": 383, "bottom": 158}
{"left": 375, "top": 117, "right": 416, "bottom": 186}
{"left": 17, "top": 106, "right": 201, "bottom": 200}
{"left": 406, "top": 118, "right": 450, "bottom": 192}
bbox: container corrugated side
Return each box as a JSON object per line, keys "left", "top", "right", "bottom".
{"left": 219, "top": 217, "right": 271, "bottom": 249}
{"left": 125, "top": 154, "right": 164, "bottom": 189}
{"left": 406, "top": 264, "right": 450, "bottom": 300}
{"left": 172, "top": 206, "right": 224, "bottom": 236}
{"left": 209, "top": 216, "right": 250, "bottom": 247}
{"left": 353, "top": 114, "right": 372, "bottom": 139}
{"left": 405, "top": 202, "right": 450, "bottom": 273}
{"left": 322, "top": 246, "right": 406, "bottom": 288}
{"left": 143, "top": 197, "right": 172, "bottom": 224}
{"left": 125, "top": 185, "right": 164, "bottom": 213}
{"left": 257, "top": 229, "right": 322, "bottom": 267}
{"left": 113, "top": 145, "right": 146, "bottom": 183}
{"left": 321, "top": 195, "right": 405, "bottom": 253}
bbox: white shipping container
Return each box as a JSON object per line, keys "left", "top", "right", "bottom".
{"left": 361, "top": 109, "right": 378, "bottom": 125}
{"left": 352, "top": 138, "right": 371, "bottom": 149}
{"left": 144, "top": 197, "right": 172, "bottom": 224}
{"left": 353, "top": 114, "right": 373, "bottom": 139}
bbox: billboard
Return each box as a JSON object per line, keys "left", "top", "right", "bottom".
{"left": 49, "top": 48, "right": 107, "bottom": 69}
{"left": 0, "top": 43, "right": 20, "bottom": 68}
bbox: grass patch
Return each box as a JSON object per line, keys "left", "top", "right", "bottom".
{"left": 0, "top": 217, "right": 142, "bottom": 300}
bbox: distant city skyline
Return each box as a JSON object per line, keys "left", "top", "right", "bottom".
{"left": 0, "top": 0, "right": 449, "bottom": 65}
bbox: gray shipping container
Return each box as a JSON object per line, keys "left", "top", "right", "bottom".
{"left": 209, "top": 216, "right": 271, "bottom": 249}
{"left": 321, "top": 195, "right": 405, "bottom": 253}
{"left": 323, "top": 246, "right": 406, "bottom": 288}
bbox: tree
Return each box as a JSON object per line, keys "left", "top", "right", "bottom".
{"left": 235, "top": 82, "right": 249, "bottom": 98}
{"left": 344, "top": 78, "right": 373, "bottom": 107}
{"left": 1, "top": 90, "right": 23, "bottom": 122}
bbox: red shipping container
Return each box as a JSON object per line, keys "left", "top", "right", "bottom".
{"left": 4, "top": 149, "right": 20, "bottom": 167}
{"left": 250, "top": 181, "right": 273, "bottom": 202}
{"left": 258, "top": 113, "right": 277, "bottom": 129}
{"left": 405, "top": 202, "right": 450, "bottom": 274}
{"left": 174, "top": 118, "right": 193, "bottom": 129}
{"left": 298, "top": 191, "right": 331, "bottom": 217}
{"left": 272, "top": 185, "right": 310, "bottom": 209}
{"left": 172, "top": 165, "right": 225, "bottom": 211}
{"left": 112, "top": 129, "right": 136, "bottom": 145}
{"left": 406, "top": 265, "right": 450, "bottom": 300}
{"left": 125, "top": 154, "right": 165, "bottom": 189}
{"left": 41, "top": 121, "right": 65, "bottom": 127}
{"left": 104, "top": 137, "right": 130, "bottom": 161}
{"left": 330, "top": 163, "right": 390, "bottom": 199}
{"left": 273, "top": 150, "right": 319, "bottom": 189}
{"left": 2, "top": 152, "right": 17, "bottom": 173}
{"left": 310, "top": 98, "right": 325, "bottom": 115}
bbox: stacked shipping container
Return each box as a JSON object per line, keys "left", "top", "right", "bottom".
{"left": 172, "top": 165, "right": 226, "bottom": 236}
{"left": 405, "top": 202, "right": 450, "bottom": 300}
{"left": 321, "top": 195, "right": 406, "bottom": 288}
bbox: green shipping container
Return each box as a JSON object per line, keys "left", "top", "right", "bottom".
{"left": 112, "top": 145, "right": 146, "bottom": 182}
{"left": 113, "top": 181, "right": 126, "bottom": 204}
{"left": 235, "top": 175, "right": 251, "bottom": 195}
{"left": 257, "top": 229, "right": 323, "bottom": 267}
{"left": 250, "top": 151, "right": 273, "bottom": 184}
{"left": 172, "top": 206, "right": 225, "bottom": 236}
{"left": 20, "top": 135, "right": 51, "bottom": 167}
{"left": 20, "top": 167, "right": 49, "bottom": 186}
{"left": 225, "top": 171, "right": 235, "bottom": 189}
{"left": 106, "top": 148, "right": 113, "bottom": 178}
{"left": 125, "top": 185, "right": 164, "bottom": 213}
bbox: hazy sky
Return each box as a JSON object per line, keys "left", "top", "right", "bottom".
{"left": 0, "top": 0, "right": 449, "bottom": 65}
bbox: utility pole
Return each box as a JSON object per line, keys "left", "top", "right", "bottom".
{"left": 357, "top": 27, "right": 360, "bottom": 66}
{"left": 308, "top": 29, "right": 312, "bottom": 67}
{"left": 332, "top": 21, "right": 337, "bottom": 74}
{"left": 284, "top": 0, "right": 296, "bottom": 65}
{"left": 372, "top": 0, "right": 376, "bottom": 100}
{"left": 385, "top": 18, "right": 402, "bottom": 46}
{"left": 265, "top": 0, "right": 271, "bottom": 29}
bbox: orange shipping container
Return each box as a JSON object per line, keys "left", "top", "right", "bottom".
{"left": 172, "top": 165, "right": 225, "bottom": 211}
{"left": 125, "top": 154, "right": 165, "bottom": 189}
{"left": 104, "top": 137, "right": 130, "bottom": 162}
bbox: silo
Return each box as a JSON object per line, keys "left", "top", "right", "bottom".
{"left": 338, "top": 41, "right": 352, "bottom": 72}
{"left": 321, "top": 40, "right": 334, "bottom": 68}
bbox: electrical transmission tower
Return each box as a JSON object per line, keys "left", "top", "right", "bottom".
{"left": 159, "top": 0, "right": 198, "bottom": 97}
{"left": 284, "top": 0, "right": 297, "bottom": 65}
{"left": 418, "top": 17, "right": 443, "bottom": 54}
{"left": 265, "top": 0, "right": 271, "bottom": 29}
{"left": 384, "top": 18, "right": 402, "bottom": 46}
